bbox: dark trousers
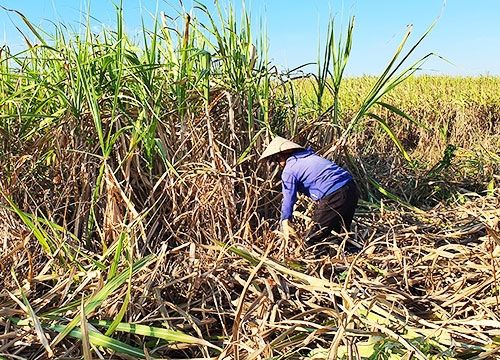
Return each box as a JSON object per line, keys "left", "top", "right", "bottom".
{"left": 306, "top": 180, "right": 359, "bottom": 244}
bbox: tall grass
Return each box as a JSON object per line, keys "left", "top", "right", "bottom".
{"left": 0, "top": 1, "right": 498, "bottom": 359}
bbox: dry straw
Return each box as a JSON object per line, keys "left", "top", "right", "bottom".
{"left": 0, "top": 1, "right": 499, "bottom": 359}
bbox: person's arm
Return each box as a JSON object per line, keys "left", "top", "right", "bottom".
{"left": 280, "top": 170, "right": 298, "bottom": 221}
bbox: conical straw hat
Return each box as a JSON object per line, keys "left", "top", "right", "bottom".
{"left": 259, "top": 136, "right": 304, "bottom": 161}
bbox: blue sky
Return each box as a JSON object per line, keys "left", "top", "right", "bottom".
{"left": 1, "top": 0, "right": 499, "bottom": 76}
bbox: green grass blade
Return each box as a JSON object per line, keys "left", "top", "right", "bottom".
{"left": 3, "top": 196, "right": 53, "bottom": 254}
{"left": 366, "top": 112, "right": 412, "bottom": 162}
{"left": 0, "top": 6, "right": 48, "bottom": 46}
{"left": 93, "top": 320, "right": 222, "bottom": 351}
{"left": 51, "top": 255, "right": 155, "bottom": 347}
{"left": 367, "top": 176, "right": 425, "bottom": 214}
{"left": 105, "top": 251, "right": 132, "bottom": 336}
{"left": 376, "top": 101, "right": 430, "bottom": 130}
{"left": 48, "top": 322, "right": 147, "bottom": 359}
{"left": 107, "top": 232, "right": 126, "bottom": 280}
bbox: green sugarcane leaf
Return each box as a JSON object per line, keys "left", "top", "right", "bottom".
{"left": 93, "top": 320, "right": 222, "bottom": 351}
{"left": 48, "top": 322, "right": 147, "bottom": 359}
{"left": 376, "top": 101, "right": 430, "bottom": 130}
{"left": 51, "top": 255, "right": 155, "bottom": 347}
{"left": 0, "top": 6, "right": 47, "bottom": 46}
{"left": 366, "top": 112, "right": 412, "bottom": 163}
{"left": 3, "top": 196, "right": 53, "bottom": 255}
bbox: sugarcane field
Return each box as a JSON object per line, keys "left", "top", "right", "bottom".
{"left": 0, "top": 1, "right": 499, "bottom": 359}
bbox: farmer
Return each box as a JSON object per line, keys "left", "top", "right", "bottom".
{"left": 260, "top": 136, "right": 359, "bottom": 245}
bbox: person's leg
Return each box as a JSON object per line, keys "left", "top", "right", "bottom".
{"left": 336, "top": 180, "right": 359, "bottom": 232}
{"left": 306, "top": 188, "right": 345, "bottom": 245}
{"left": 306, "top": 180, "right": 359, "bottom": 245}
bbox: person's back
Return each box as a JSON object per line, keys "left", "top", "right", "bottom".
{"left": 282, "top": 148, "right": 352, "bottom": 201}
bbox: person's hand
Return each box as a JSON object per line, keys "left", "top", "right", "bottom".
{"left": 281, "top": 219, "right": 296, "bottom": 241}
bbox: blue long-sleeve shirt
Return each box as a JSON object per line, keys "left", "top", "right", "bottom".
{"left": 280, "top": 148, "right": 352, "bottom": 220}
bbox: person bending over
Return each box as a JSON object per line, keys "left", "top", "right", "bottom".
{"left": 260, "top": 136, "right": 359, "bottom": 245}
